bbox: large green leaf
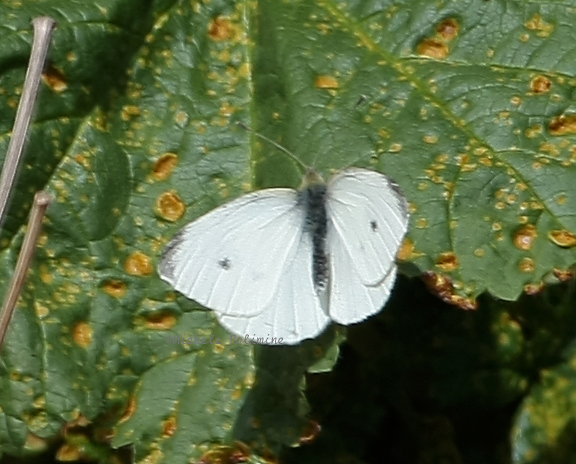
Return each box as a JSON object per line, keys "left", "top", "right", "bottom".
{"left": 1, "top": 0, "right": 576, "bottom": 462}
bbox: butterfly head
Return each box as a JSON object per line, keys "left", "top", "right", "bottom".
{"left": 300, "top": 167, "right": 325, "bottom": 190}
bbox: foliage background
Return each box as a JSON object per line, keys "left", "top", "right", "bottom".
{"left": 1, "top": 0, "right": 576, "bottom": 462}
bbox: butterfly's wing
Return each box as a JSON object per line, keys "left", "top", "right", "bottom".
{"left": 325, "top": 168, "right": 409, "bottom": 324}
{"left": 218, "top": 227, "right": 331, "bottom": 344}
{"left": 159, "top": 189, "right": 306, "bottom": 318}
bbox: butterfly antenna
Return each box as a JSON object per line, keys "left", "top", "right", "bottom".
{"left": 237, "top": 122, "right": 308, "bottom": 173}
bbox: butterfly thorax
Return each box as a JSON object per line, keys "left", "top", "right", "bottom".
{"left": 298, "top": 180, "right": 329, "bottom": 294}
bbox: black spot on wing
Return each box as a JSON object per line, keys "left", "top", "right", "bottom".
{"left": 370, "top": 220, "right": 378, "bottom": 231}
{"left": 218, "top": 258, "right": 231, "bottom": 270}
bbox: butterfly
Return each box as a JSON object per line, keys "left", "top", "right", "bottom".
{"left": 158, "top": 151, "right": 409, "bottom": 345}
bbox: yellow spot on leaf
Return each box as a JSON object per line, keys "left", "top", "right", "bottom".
{"left": 153, "top": 153, "right": 178, "bottom": 180}
{"left": 33, "top": 396, "right": 45, "bottom": 409}
{"left": 417, "top": 38, "right": 449, "bottom": 59}
{"left": 314, "top": 75, "right": 339, "bottom": 89}
{"left": 554, "top": 268, "right": 574, "bottom": 282}
{"left": 422, "top": 272, "right": 477, "bottom": 310}
{"left": 24, "top": 434, "right": 48, "bottom": 453}
{"left": 436, "top": 18, "right": 459, "bottom": 41}
{"left": 102, "top": 280, "right": 127, "bottom": 298}
{"left": 530, "top": 75, "right": 551, "bottom": 94}
{"left": 416, "top": 218, "right": 428, "bottom": 229}
{"left": 219, "top": 101, "right": 235, "bottom": 116}
{"left": 525, "top": 13, "right": 554, "bottom": 37}
{"left": 513, "top": 224, "right": 537, "bottom": 250}
{"left": 162, "top": 416, "right": 177, "bottom": 437}
{"left": 156, "top": 192, "right": 185, "bottom": 222}
{"left": 35, "top": 302, "right": 49, "bottom": 318}
{"left": 397, "top": 238, "right": 419, "bottom": 261}
{"left": 435, "top": 252, "right": 459, "bottom": 272}
{"left": 549, "top": 115, "right": 576, "bottom": 135}
{"left": 525, "top": 282, "right": 544, "bottom": 295}
{"left": 231, "top": 385, "right": 243, "bottom": 400}
{"left": 244, "top": 371, "right": 255, "bottom": 388}
{"left": 518, "top": 257, "right": 535, "bottom": 273}
{"left": 525, "top": 125, "right": 542, "bottom": 138}
{"left": 423, "top": 134, "right": 438, "bottom": 144}
{"left": 125, "top": 252, "right": 153, "bottom": 276}
{"left": 548, "top": 230, "right": 576, "bottom": 248}
{"left": 389, "top": 143, "right": 403, "bottom": 153}
{"left": 141, "top": 449, "right": 162, "bottom": 464}
{"left": 42, "top": 65, "right": 68, "bottom": 93}
{"left": 530, "top": 201, "right": 544, "bottom": 210}
{"left": 56, "top": 444, "right": 81, "bottom": 462}
{"left": 121, "top": 105, "right": 141, "bottom": 121}
{"left": 209, "top": 16, "right": 234, "bottom": 40}
{"left": 556, "top": 193, "right": 568, "bottom": 205}
{"left": 39, "top": 264, "right": 53, "bottom": 284}
{"left": 73, "top": 322, "right": 93, "bottom": 348}
{"left": 144, "top": 312, "right": 177, "bottom": 330}
{"left": 199, "top": 444, "right": 250, "bottom": 464}
{"left": 175, "top": 110, "right": 188, "bottom": 126}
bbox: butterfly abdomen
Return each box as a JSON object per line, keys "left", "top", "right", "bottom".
{"left": 299, "top": 183, "right": 328, "bottom": 293}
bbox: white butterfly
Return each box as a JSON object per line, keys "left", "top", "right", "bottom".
{"left": 159, "top": 166, "right": 409, "bottom": 345}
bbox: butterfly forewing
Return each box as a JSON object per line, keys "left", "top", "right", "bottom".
{"left": 159, "top": 189, "right": 305, "bottom": 317}
{"left": 326, "top": 168, "right": 409, "bottom": 287}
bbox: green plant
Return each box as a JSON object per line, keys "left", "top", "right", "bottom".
{"left": 1, "top": 0, "right": 576, "bottom": 463}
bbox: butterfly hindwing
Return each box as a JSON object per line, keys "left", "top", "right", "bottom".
{"left": 218, "top": 225, "right": 330, "bottom": 344}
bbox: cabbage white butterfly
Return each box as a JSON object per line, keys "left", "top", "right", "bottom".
{"left": 158, "top": 132, "right": 409, "bottom": 345}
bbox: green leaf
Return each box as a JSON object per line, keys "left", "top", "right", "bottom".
{"left": 512, "top": 340, "right": 576, "bottom": 463}
{"left": 2, "top": 0, "right": 576, "bottom": 462}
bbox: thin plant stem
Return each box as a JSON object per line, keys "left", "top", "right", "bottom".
{"left": 0, "top": 17, "right": 56, "bottom": 231}
{"left": 0, "top": 191, "right": 52, "bottom": 350}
